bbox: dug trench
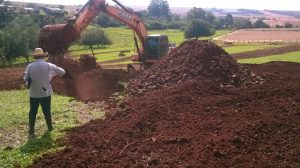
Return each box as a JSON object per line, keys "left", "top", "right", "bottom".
{"left": 29, "top": 40, "right": 300, "bottom": 167}
{"left": 51, "top": 55, "right": 129, "bottom": 102}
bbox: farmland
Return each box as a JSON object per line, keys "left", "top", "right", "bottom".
{"left": 1, "top": 24, "right": 300, "bottom": 168}
{"left": 238, "top": 51, "right": 300, "bottom": 64}
{"left": 1, "top": 39, "right": 299, "bottom": 167}
{"left": 218, "top": 28, "right": 300, "bottom": 43}
{"left": 1, "top": 0, "right": 300, "bottom": 166}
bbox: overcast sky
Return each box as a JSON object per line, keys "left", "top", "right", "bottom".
{"left": 9, "top": 0, "right": 300, "bottom": 11}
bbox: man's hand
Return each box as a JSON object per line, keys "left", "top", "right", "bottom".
{"left": 25, "top": 78, "right": 32, "bottom": 89}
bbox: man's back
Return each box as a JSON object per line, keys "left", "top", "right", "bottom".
{"left": 24, "top": 59, "right": 65, "bottom": 98}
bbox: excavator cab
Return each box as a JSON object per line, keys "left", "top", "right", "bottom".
{"left": 145, "top": 35, "right": 169, "bottom": 60}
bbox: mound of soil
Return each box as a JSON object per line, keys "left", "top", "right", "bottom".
{"left": 31, "top": 62, "right": 300, "bottom": 167}
{"left": 131, "top": 40, "right": 260, "bottom": 92}
{"left": 52, "top": 55, "right": 128, "bottom": 102}
{"left": 0, "top": 67, "right": 24, "bottom": 90}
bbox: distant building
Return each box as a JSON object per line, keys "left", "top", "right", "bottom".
{"left": 44, "top": 7, "right": 63, "bottom": 12}
{"left": 23, "top": 7, "right": 35, "bottom": 11}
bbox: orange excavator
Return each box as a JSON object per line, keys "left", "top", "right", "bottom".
{"left": 38, "top": 0, "right": 170, "bottom": 68}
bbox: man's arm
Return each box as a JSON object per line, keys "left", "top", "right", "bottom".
{"left": 23, "top": 65, "right": 31, "bottom": 88}
{"left": 49, "top": 63, "right": 65, "bottom": 77}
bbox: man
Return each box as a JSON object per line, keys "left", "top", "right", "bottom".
{"left": 24, "top": 48, "right": 65, "bottom": 139}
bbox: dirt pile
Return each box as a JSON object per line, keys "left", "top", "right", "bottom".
{"left": 0, "top": 67, "right": 24, "bottom": 90}
{"left": 31, "top": 62, "right": 300, "bottom": 168}
{"left": 52, "top": 55, "right": 127, "bottom": 102}
{"left": 131, "top": 40, "right": 261, "bottom": 92}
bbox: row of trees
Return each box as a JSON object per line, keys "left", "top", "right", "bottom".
{"left": 0, "top": 2, "right": 67, "bottom": 65}
{"left": 0, "top": 0, "right": 295, "bottom": 64}
{"left": 0, "top": 15, "right": 39, "bottom": 65}
{"left": 93, "top": 0, "right": 276, "bottom": 39}
{"left": 0, "top": 2, "right": 114, "bottom": 65}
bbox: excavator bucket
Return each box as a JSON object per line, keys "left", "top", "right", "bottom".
{"left": 38, "top": 23, "right": 78, "bottom": 55}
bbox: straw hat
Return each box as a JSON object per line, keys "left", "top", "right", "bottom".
{"left": 32, "top": 48, "right": 48, "bottom": 58}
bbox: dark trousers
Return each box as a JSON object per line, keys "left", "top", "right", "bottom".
{"left": 29, "top": 96, "right": 52, "bottom": 134}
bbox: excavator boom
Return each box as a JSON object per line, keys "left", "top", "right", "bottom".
{"left": 38, "top": 0, "right": 148, "bottom": 57}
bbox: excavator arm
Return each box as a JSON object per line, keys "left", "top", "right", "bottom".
{"left": 103, "top": 1, "right": 148, "bottom": 54}
{"left": 38, "top": 0, "right": 148, "bottom": 58}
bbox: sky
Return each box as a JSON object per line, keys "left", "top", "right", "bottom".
{"left": 8, "top": 0, "right": 300, "bottom": 11}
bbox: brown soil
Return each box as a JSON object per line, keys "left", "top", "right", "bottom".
{"left": 233, "top": 44, "right": 300, "bottom": 59}
{"left": 52, "top": 55, "right": 128, "bottom": 102}
{"left": 0, "top": 55, "right": 128, "bottom": 102}
{"left": 30, "top": 62, "right": 300, "bottom": 168}
{"left": 30, "top": 40, "right": 300, "bottom": 168}
{"left": 0, "top": 67, "right": 24, "bottom": 90}
{"left": 130, "top": 40, "right": 260, "bottom": 93}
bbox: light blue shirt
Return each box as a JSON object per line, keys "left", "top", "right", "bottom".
{"left": 23, "top": 59, "right": 65, "bottom": 98}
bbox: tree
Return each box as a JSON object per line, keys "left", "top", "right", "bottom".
{"left": 1, "top": 16, "right": 39, "bottom": 65}
{"left": 168, "top": 21, "right": 185, "bottom": 29}
{"left": 30, "top": 9, "right": 67, "bottom": 28}
{"left": 233, "top": 17, "right": 252, "bottom": 29}
{"left": 3, "top": 1, "right": 11, "bottom": 6}
{"left": 253, "top": 19, "right": 270, "bottom": 28}
{"left": 0, "top": 31, "right": 5, "bottom": 66}
{"left": 80, "top": 28, "right": 112, "bottom": 51}
{"left": 94, "top": 13, "right": 121, "bottom": 28}
{"left": 285, "top": 23, "right": 293, "bottom": 28}
{"left": 225, "top": 14, "right": 234, "bottom": 27}
{"left": 147, "top": 0, "right": 170, "bottom": 18}
{"left": 184, "top": 19, "right": 215, "bottom": 39}
{"left": 58, "top": 5, "right": 65, "bottom": 10}
{"left": 26, "top": 3, "right": 38, "bottom": 9}
{"left": 205, "top": 11, "right": 216, "bottom": 24}
{"left": 0, "top": 5, "right": 15, "bottom": 28}
{"left": 146, "top": 19, "right": 167, "bottom": 30}
{"left": 186, "top": 7, "right": 206, "bottom": 21}
{"left": 185, "top": 8, "right": 217, "bottom": 27}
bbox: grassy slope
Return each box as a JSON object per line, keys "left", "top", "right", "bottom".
{"left": 238, "top": 51, "right": 300, "bottom": 64}
{"left": 224, "top": 43, "right": 284, "bottom": 54}
{"left": 0, "top": 90, "right": 105, "bottom": 168}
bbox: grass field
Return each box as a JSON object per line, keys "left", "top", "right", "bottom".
{"left": 0, "top": 90, "right": 105, "bottom": 168}
{"left": 224, "top": 43, "right": 284, "bottom": 54}
{"left": 68, "top": 28, "right": 232, "bottom": 62}
{"left": 238, "top": 51, "right": 300, "bottom": 64}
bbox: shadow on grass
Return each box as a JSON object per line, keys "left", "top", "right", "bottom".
{"left": 19, "top": 131, "right": 55, "bottom": 154}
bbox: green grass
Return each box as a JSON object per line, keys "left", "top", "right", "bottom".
{"left": 69, "top": 27, "right": 136, "bottom": 62}
{"left": 102, "top": 60, "right": 134, "bottom": 66}
{"left": 69, "top": 28, "right": 232, "bottom": 62}
{"left": 0, "top": 90, "right": 105, "bottom": 167}
{"left": 150, "top": 29, "right": 185, "bottom": 44}
{"left": 2, "top": 28, "right": 264, "bottom": 65}
{"left": 238, "top": 51, "right": 300, "bottom": 64}
{"left": 201, "top": 29, "right": 233, "bottom": 40}
{"left": 224, "top": 43, "right": 284, "bottom": 54}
